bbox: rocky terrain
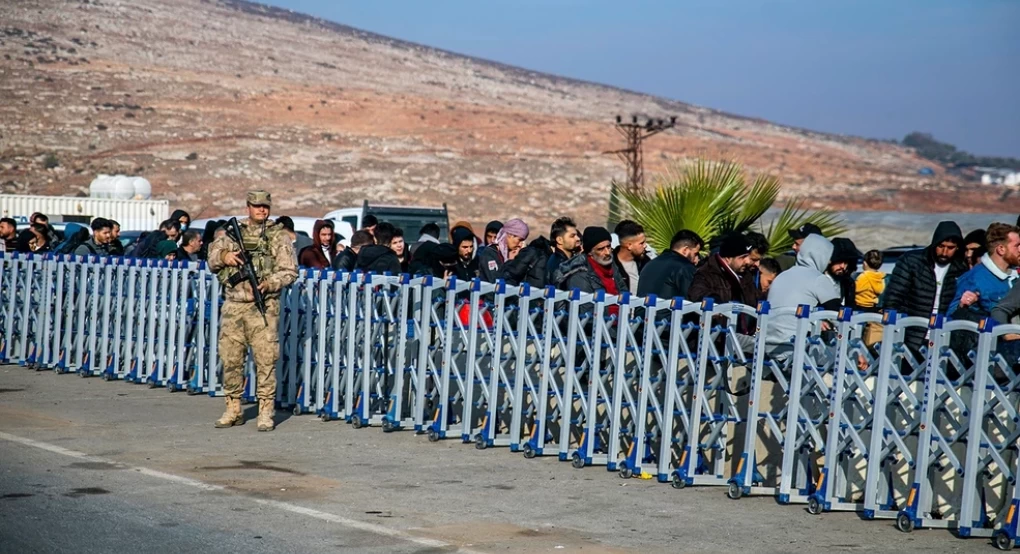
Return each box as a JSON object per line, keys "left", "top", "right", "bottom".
{"left": 0, "top": 0, "right": 1006, "bottom": 228}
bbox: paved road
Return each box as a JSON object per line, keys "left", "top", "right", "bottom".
{"left": 0, "top": 365, "right": 991, "bottom": 553}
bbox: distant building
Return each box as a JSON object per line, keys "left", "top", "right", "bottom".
{"left": 977, "top": 167, "right": 1020, "bottom": 186}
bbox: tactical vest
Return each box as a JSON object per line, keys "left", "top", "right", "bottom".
{"left": 219, "top": 221, "right": 277, "bottom": 288}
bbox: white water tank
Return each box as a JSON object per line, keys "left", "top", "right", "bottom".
{"left": 89, "top": 174, "right": 113, "bottom": 198}
{"left": 110, "top": 175, "right": 135, "bottom": 199}
{"left": 89, "top": 174, "right": 153, "bottom": 199}
{"left": 131, "top": 177, "right": 152, "bottom": 200}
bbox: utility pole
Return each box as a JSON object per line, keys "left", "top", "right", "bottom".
{"left": 605, "top": 115, "right": 677, "bottom": 192}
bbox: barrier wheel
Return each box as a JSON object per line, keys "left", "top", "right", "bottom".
{"left": 619, "top": 467, "right": 633, "bottom": 479}
{"left": 727, "top": 482, "right": 743, "bottom": 500}
{"left": 186, "top": 387, "right": 200, "bottom": 396}
{"left": 522, "top": 443, "right": 536, "bottom": 459}
{"left": 671, "top": 474, "right": 686, "bottom": 490}
{"left": 321, "top": 413, "right": 332, "bottom": 422}
{"left": 995, "top": 531, "right": 1015, "bottom": 551}
{"left": 351, "top": 415, "right": 364, "bottom": 429}
{"left": 292, "top": 405, "right": 302, "bottom": 416}
{"left": 474, "top": 435, "right": 487, "bottom": 450}
{"left": 571, "top": 452, "right": 585, "bottom": 469}
{"left": 382, "top": 420, "right": 395, "bottom": 433}
{"left": 426, "top": 428, "right": 440, "bottom": 442}
{"left": 807, "top": 497, "right": 821, "bottom": 515}
{"left": 147, "top": 380, "right": 157, "bottom": 388}
{"left": 79, "top": 370, "right": 89, "bottom": 378}
{"left": 101, "top": 372, "right": 112, "bottom": 382}
{"left": 895, "top": 513, "right": 914, "bottom": 533}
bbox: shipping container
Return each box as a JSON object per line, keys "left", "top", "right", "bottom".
{"left": 0, "top": 194, "right": 169, "bottom": 231}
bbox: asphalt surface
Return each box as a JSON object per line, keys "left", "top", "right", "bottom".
{"left": 0, "top": 364, "right": 993, "bottom": 553}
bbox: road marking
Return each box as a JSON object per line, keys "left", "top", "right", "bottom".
{"left": 0, "top": 431, "right": 482, "bottom": 553}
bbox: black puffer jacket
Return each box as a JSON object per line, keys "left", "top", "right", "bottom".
{"left": 503, "top": 236, "right": 552, "bottom": 289}
{"left": 355, "top": 245, "right": 402, "bottom": 275}
{"left": 636, "top": 250, "right": 697, "bottom": 300}
{"left": 477, "top": 244, "right": 504, "bottom": 283}
{"left": 687, "top": 254, "right": 749, "bottom": 306}
{"left": 882, "top": 221, "right": 967, "bottom": 354}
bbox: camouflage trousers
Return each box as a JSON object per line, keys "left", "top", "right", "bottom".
{"left": 219, "top": 298, "right": 279, "bottom": 401}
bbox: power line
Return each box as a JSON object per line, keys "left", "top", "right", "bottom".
{"left": 604, "top": 115, "right": 677, "bottom": 192}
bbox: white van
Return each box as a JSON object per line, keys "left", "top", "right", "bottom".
{"left": 190, "top": 216, "right": 355, "bottom": 246}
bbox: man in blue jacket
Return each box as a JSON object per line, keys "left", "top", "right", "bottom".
{"left": 949, "top": 222, "right": 1020, "bottom": 317}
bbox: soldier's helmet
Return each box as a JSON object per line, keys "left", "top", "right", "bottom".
{"left": 246, "top": 190, "right": 272, "bottom": 207}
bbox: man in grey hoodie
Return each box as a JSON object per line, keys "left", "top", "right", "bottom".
{"left": 765, "top": 234, "right": 840, "bottom": 357}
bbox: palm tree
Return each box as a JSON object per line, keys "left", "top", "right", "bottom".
{"left": 619, "top": 159, "right": 845, "bottom": 256}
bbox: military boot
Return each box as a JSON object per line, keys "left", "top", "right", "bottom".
{"left": 257, "top": 398, "right": 275, "bottom": 432}
{"left": 214, "top": 397, "right": 244, "bottom": 428}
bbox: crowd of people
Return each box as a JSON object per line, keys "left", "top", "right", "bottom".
{"left": 6, "top": 204, "right": 1020, "bottom": 359}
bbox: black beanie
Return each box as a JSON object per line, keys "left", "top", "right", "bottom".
{"left": 718, "top": 233, "right": 753, "bottom": 258}
{"left": 582, "top": 226, "right": 612, "bottom": 254}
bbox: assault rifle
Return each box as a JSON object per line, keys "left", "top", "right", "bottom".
{"left": 225, "top": 217, "right": 269, "bottom": 326}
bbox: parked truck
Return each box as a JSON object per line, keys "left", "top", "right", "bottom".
{"left": 324, "top": 201, "right": 449, "bottom": 243}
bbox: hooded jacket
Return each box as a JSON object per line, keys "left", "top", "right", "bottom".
{"left": 881, "top": 221, "right": 967, "bottom": 353}
{"left": 636, "top": 249, "right": 697, "bottom": 300}
{"left": 477, "top": 244, "right": 504, "bottom": 283}
{"left": 503, "top": 236, "right": 552, "bottom": 289}
{"left": 765, "top": 234, "right": 839, "bottom": 349}
{"left": 169, "top": 209, "right": 191, "bottom": 231}
{"left": 297, "top": 220, "right": 334, "bottom": 269}
{"left": 355, "top": 244, "right": 402, "bottom": 275}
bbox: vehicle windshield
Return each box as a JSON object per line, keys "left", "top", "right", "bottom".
{"left": 368, "top": 209, "right": 448, "bottom": 243}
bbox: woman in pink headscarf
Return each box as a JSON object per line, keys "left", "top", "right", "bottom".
{"left": 476, "top": 217, "right": 529, "bottom": 283}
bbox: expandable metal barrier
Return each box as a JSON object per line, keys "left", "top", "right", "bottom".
{"left": 4, "top": 251, "right": 1019, "bottom": 550}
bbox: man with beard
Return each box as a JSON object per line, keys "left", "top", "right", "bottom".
{"left": 636, "top": 229, "right": 703, "bottom": 300}
{"left": 555, "top": 226, "right": 626, "bottom": 298}
{"left": 0, "top": 218, "right": 18, "bottom": 253}
{"left": 546, "top": 217, "right": 580, "bottom": 284}
{"left": 613, "top": 220, "right": 649, "bottom": 294}
{"left": 882, "top": 221, "right": 968, "bottom": 357}
{"left": 827, "top": 238, "right": 863, "bottom": 310}
{"left": 687, "top": 233, "right": 757, "bottom": 306}
{"left": 949, "top": 222, "right": 1020, "bottom": 317}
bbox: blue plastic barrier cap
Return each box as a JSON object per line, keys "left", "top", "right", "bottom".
{"left": 757, "top": 300, "right": 770, "bottom": 315}
{"left": 701, "top": 298, "right": 714, "bottom": 311}
{"left": 520, "top": 283, "right": 531, "bottom": 296}
{"left": 621, "top": 292, "right": 630, "bottom": 304}
{"left": 979, "top": 318, "right": 996, "bottom": 333}
{"left": 569, "top": 288, "right": 580, "bottom": 301}
{"left": 594, "top": 290, "right": 605, "bottom": 303}
{"left": 882, "top": 310, "right": 897, "bottom": 325}
{"left": 400, "top": 273, "right": 410, "bottom": 284}
{"left": 795, "top": 304, "right": 810, "bottom": 318}
{"left": 422, "top": 275, "right": 433, "bottom": 286}
{"left": 645, "top": 294, "right": 657, "bottom": 307}
{"left": 545, "top": 285, "right": 556, "bottom": 299}
{"left": 496, "top": 280, "right": 505, "bottom": 294}
{"left": 446, "top": 275, "right": 457, "bottom": 290}
{"left": 928, "top": 314, "right": 943, "bottom": 330}
{"left": 837, "top": 307, "right": 852, "bottom": 322}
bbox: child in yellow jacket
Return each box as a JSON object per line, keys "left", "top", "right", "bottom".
{"left": 855, "top": 250, "right": 885, "bottom": 311}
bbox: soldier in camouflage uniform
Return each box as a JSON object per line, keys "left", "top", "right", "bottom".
{"left": 207, "top": 190, "right": 297, "bottom": 431}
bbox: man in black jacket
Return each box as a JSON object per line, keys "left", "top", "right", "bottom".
{"left": 613, "top": 220, "right": 649, "bottom": 294}
{"left": 355, "top": 222, "right": 402, "bottom": 275}
{"left": 504, "top": 236, "right": 552, "bottom": 289}
{"left": 687, "top": 233, "right": 757, "bottom": 305}
{"left": 637, "top": 229, "right": 703, "bottom": 300}
{"left": 882, "top": 221, "right": 967, "bottom": 355}
{"left": 555, "top": 227, "right": 627, "bottom": 295}
{"left": 333, "top": 230, "right": 373, "bottom": 272}
{"left": 545, "top": 217, "right": 580, "bottom": 284}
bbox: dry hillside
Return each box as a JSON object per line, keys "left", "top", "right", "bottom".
{"left": 0, "top": 0, "right": 1005, "bottom": 228}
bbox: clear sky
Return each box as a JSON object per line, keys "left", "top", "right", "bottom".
{"left": 261, "top": 0, "right": 1020, "bottom": 158}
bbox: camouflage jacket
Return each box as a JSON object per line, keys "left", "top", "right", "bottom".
{"left": 208, "top": 218, "right": 297, "bottom": 303}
